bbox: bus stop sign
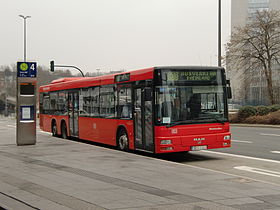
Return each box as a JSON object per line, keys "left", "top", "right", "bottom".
{"left": 17, "top": 62, "right": 37, "bottom": 78}
{"left": 16, "top": 61, "right": 37, "bottom": 146}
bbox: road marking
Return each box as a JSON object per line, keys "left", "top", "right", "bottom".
{"left": 201, "top": 150, "right": 280, "bottom": 164}
{"left": 271, "top": 151, "right": 280, "bottom": 154}
{"left": 232, "top": 140, "right": 252, "bottom": 144}
{"left": 234, "top": 166, "right": 280, "bottom": 178}
{"left": 151, "top": 152, "right": 280, "bottom": 187}
{"left": 38, "top": 130, "right": 49, "bottom": 134}
{"left": 6, "top": 125, "right": 16, "bottom": 128}
{"left": 260, "top": 133, "right": 280, "bottom": 137}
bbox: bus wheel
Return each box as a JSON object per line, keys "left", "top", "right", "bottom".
{"left": 61, "top": 122, "right": 68, "bottom": 139}
{"left": 52, "top": 121, "right": 58, "bottom": 137}
{"left": 117, "top": 129, "right": 129, "bottom": 151}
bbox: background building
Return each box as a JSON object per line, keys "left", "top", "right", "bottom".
{"left": 232, "top": 0, "right": 280, "bottom": 30}
{"left": 230, "top": 0, "right": 280, "bottom": 105}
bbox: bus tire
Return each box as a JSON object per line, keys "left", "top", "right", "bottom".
{"left": 61, "top": 122, "right": 68, "bottom": 139}
{"left": 117, "top": 129, "right": 129, "bottom": 151}
{"left": 52, "top": 121, "right": 58, "bottom": 137}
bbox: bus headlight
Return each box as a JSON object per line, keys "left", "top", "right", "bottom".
{"left": 160, "top": 140, "right": 172, "bottom": 145}
{"left": 224, "top": 135, "right": 231, "bottom": 140}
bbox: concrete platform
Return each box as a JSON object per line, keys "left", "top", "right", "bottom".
{"left": 0, "top": 119, "right": 280, "bottom": 209}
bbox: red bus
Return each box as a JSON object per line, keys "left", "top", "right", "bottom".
{"left": 39, "top": 66, "right": 231, "bottom": 153}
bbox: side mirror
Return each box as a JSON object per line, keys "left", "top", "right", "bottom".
{"left": 226, "top": 80, "right": 232, "bottom": 99}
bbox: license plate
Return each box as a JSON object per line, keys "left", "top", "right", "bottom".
{"left": 191, "top": 145, "right": 207, "bottom": 151}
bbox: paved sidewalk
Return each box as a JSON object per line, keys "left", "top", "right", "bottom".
{"left": 0, "top": 126, "right": 280, "bottom": 209}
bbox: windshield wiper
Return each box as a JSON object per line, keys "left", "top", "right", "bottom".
{"left": 166, "top": 117, "right": 226, "bottom": 128}
{"left": 194, "top": 117, "right": 226, "bottom": 124}
{"left": 212, "top": 117, "right": 225, "bottom": 124}
{"left": 166, "top": 120, "right": 195, "bottom": 128}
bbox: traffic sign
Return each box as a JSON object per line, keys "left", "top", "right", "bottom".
{"left": 17, "top": 62, "right": 37, "bottom": 78}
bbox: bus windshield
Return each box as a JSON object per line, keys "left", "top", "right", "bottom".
{"left": 155, "top": 85, "right": 227, "bottom": 125}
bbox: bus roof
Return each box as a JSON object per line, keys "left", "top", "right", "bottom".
{"left": 39, "top": 66, "right": 224, "bottom": 92}
{"left": 39, "top": 67, "right": 155, "bottom": 92}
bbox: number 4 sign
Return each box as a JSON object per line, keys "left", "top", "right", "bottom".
{"left": 17, "top": 62, "right": 37, "bottom": 78}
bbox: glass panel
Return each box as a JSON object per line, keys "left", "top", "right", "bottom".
{"left": 100, "top": 85, "right": 115, "bottom": 118}
{"left": 39, "top": 93, "right": 43, "bottom": 114}
{"left": 155, "top": 85, "right": 226, "bottom": 125}
{"left": 248, "top": 0, "right": 269, "bottom": 17}
{"left": 117, "top": 85, "right": 132, "bottom": 119}
{"left": 91, "top": 87, "right": 100, "bottom": 117}
{"left": 79, "top": 88, "right": 91, "bottom": 116}
{"left": 134, "top": 88, "right": 142, "bottom": 143}
{"left": 144, "top": 87, "right": 154, "bottom": 151}
{"left": 57, "top": 91, "right": 68, "bottom": 115}
{"left": 43, "top": 93, "right": 50, "bottom": 114}
{"left": 50, "top": 92, "right": 58, "bottom": 114}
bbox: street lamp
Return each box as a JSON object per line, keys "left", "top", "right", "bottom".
{"left": 96, "top": 68, "right": 100, "bottom": 76}
{"left": 218, "top": 0, "right": 221, "bottom": 67}
{"left": 19, "top": 15, "right": 31, "bottom": 61}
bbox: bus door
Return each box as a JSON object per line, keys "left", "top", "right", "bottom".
{"left": 134, "top": 85, "right": 154, "bottom": 152}
{"left": 68, "top": 91, "right": 79, "bottom": 137}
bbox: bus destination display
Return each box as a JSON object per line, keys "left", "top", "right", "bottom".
{"left": 166, "top": 71, "right": 217, "bottom": 82}
{"left": 115, "top": 73, "right": 130, "bottom": 82}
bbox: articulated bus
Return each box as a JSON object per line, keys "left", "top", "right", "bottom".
{"left": 39, "top": 66, "right": 232, "bottom": 153}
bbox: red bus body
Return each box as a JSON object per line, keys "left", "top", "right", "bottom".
{"left": 39, "top": 66, "right": 231, "bottom": 153}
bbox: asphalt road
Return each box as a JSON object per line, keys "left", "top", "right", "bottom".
{"left": 163, "top": 125, "right": 280, "bottom": 186}
{"left": 214, "top": 126, "right": 280, "bottom": 161}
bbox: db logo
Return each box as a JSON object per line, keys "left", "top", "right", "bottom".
{"left": 171, "top": 129, "right": 177, "bottom": 134}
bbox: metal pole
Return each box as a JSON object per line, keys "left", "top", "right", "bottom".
{"left": 4, "top": 72, "right": 8, "bottom": 117}
{"left": 96, "top": 68, "right": 100, "bottom": 76}
{"left": 54, "top": 65, "right": 85, "bottom": 77}
{"left": 19, "top": 15, "right": 31, "bottom": 61}
{"left": 218, "top": 0, "right": 222, "bottom": 67}
{"left": 24, "top": 18, "right": 26, "bottom": 61}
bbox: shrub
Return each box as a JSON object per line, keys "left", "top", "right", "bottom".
{"left": 229, "top": 113, "right": 240, "bottom": 123}
{"left": 269, "top": 104, "right": 280, "bottom": 112}
{"left": 243, "top": 115, "right": 262, "bottom": 124}
{"left": 243, "top": 110, "right": 280, "bottom": 125}
{"left": 232, "top": 105, "right": 280, "bottom": 124}
{"left": 237, "top": 106, "right": 257, "bottom": 120}
{"left": 256, "top": 106, "right": 270, "bottom": 116}
{"left": 268, "top": 110, "right": 280, "bottom": 124}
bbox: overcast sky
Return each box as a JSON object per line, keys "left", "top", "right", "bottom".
{"left": 1, "top": 0, "right": 231, "bottom": 73}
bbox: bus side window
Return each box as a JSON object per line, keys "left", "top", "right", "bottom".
{"left": 121, "top": 105, "right": 130, "bottom": 118}
{"left": 100, "top": 85, "right": 115, "bottom": 118}
{"left": 117, "top": 85, "right": 132, "bottom": 119}
{"left": 43, "top": 93, "right": 50, "bottom": 114}
{"left": 91, "top": 87, "right": 100, "bottom": 117}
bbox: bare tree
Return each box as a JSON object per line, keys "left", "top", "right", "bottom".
{"left": 226, "top": 10, "right": 280, "bottom": 105}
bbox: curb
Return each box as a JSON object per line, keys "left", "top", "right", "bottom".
{"left": 231, "top": 123, "right": 280, "bottom": 129}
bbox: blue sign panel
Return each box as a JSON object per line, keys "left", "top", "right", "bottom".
{"left": 17, "top": 62, "right": 37, "bottom": 78}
